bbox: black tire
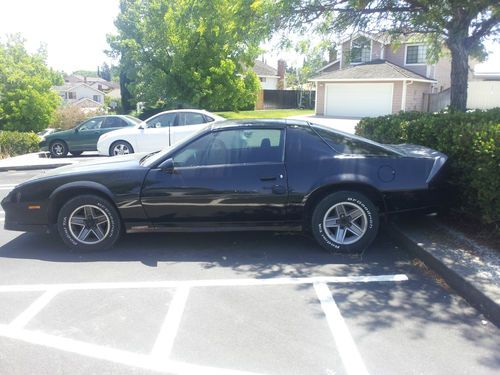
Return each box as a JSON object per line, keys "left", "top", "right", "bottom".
{"left": 70, "top": 151, "right": 83, "bottom": 156}
{"left": 109, "top": 140, "right": 134, "bottom": 156}
{"left": 57, "top": 194, "right": 121, "bottom": 251}
{"left": 49, "top": 140, "right": 68, "bottom": 158}
{"left": 311, "top": 191, "right": 379, "bottom": 253}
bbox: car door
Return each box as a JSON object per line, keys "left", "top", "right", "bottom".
{"left": 141, "top": 127, "right": 289, "bottom": 227}
{"left": 170, "top": 112, "right": 209, "bottom": 145}
{"left": 137, "top": 113, "right": 177, "bottom": 152}
{"left": 71, "top": 117, "right": 106, "bottom": 151}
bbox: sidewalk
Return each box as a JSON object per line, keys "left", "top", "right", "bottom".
{"left": 387, "top": 216, "right": 500, "bottom": 327}
{"left": 0, "top": 152, "right": 102, "bottom": 172}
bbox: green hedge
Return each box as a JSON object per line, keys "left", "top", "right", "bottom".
{"left": 0, "top": 131, "right": 40, "bottom": 158}
{"left": 355, "top": 109, "right": 500, "bottom": 224}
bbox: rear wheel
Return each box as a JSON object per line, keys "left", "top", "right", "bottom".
{"left": 57, "top": 194, "right": 121, "bottom": 251}
{"left": 49, "top": 140, "right": 68, "bottom": 158}
{"left": 110, "top": 141, "right": 134, "bottom": 156}
{"left": 311, "top": 191, "right": 379, "bottom": 253}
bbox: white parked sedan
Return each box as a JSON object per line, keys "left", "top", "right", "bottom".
{"left": 97, "top": 109, "right": 225, "bottom": 156}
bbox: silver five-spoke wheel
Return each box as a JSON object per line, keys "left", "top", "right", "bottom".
{"left": 68, "top": 205, "right": 110, "bottom": 245}
{"left": 112, "top": 143, "right": 131, "bottom": 156}
{"left": 323, "top": 202, "right": 367, "bottom": 245}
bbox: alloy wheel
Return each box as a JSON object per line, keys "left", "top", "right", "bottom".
{"left": 68, "top": 205, "right": 111, "bottom": 245}
{"left": 112, "top": 143, "right": 130, "bottom": 155}
{"left": 51, "top": 143, "right": 65, "bottom": 156}
{"left": 322, "top": 202, "right": 368, "bottom": 245}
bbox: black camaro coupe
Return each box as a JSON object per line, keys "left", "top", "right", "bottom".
{"left": 2, "top": 119, "right": 447, "bottom": 253}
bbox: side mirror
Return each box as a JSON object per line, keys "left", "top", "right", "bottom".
{"left": 74, "top": 128, "right": 79, "bottom": 133}
{"left": 159, "top": 158, "right": 175, "bottom": 174}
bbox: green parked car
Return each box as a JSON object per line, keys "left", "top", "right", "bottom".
{"left": 40, "top": 115, "right": 142, "bottom": 157}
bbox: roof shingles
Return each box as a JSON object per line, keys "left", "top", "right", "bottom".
{"left": 311, "top": 60, "right": 434, "bottom": 82}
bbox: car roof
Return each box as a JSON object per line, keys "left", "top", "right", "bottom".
{"left": 210, "top": 118, "right": 310, "bottom": 130}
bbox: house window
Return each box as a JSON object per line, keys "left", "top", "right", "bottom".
{"left": 93, "top": 95, "right": 101, "bottom": 103}
{"left": 67, "top": 92, "right": 76, "bottom": 99}
{"left": 406, "top": 45, "right": 427, "bottom": 64}
{"left": 351, "top": 37, "right": 371, "bottom": 63}
{"left": 259, "top": 77, "right": 266, "bottom": 83}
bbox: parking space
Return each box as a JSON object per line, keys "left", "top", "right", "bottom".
{"left": 0, "top": 170, "right": 499, "bottom": 375}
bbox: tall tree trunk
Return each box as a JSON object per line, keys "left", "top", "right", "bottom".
{"left": 448, "top": 40, "right": 469, "bottom": 111}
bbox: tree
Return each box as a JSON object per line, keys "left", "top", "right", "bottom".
{"left": 285, "top": 40, "right": 329, "bottom": 89}
{"left": 108, "top": 0, "right": 273, "bottom": 111}
{"left": 98, "top": 62, "right": 112, "bottom": 81}
{"left": 278, "top": 1, "right": 500, "bottom": 111}
{"left": 0, "top": 35, "right": 63, "bottom": 132}
{"left": 72, "top": 69, "right": 98, "bottom": 78}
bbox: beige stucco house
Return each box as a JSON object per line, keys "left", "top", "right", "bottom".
{"left": 311, "top": 32, "right": 456, "bottom": 117}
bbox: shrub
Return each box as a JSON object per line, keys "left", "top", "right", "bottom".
{"left": 52, "top": 105, "right": 95, "bottom": 130}
{"left": 0, "top": 131, "right": 40, "bottom": 158}
{"left": 356, "top": 109, "right": 500, "bottom": 224}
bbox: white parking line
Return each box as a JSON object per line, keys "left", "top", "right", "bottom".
{"left": 152, "top": 286, "right": 190, "bottom": 360}
{"left": 9, "top": 289, "right": 60, "bottom": 329}
{"left": 314, "top": 282, "right": 369, "bottom": 375}
{"left": 0, "top": 324, "right": 265, "bottom": 375}
{"left": 0, "top": 274, "right": 408, "bottom": 374}
{"left": 0, "top": 274, "right": 408, "bottom": 293}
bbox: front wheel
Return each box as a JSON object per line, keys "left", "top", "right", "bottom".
{"left": 311, "top": 191, "right": 379, "bottom": 253}
{"left": 49, "top": 141, "right": 68, "bottom": 158}
{"left": 109, "top": 141, "right": 134, "bottom": 156}
{"left": 57, "top": 194, "right": 122, "bottom": 251}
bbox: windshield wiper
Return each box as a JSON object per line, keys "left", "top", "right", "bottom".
{"left": 140, "top": 151, "right": 160, "bottom": 164}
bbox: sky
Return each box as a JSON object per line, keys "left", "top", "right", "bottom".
{"left": 0, "top": 0, "right": 499, "bottom": 74}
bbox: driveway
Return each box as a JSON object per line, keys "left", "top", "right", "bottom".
{"left": 288, "top": 115, "right": 361, "bottom": 134}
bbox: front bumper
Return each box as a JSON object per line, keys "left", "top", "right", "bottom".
{"left": 39, "top": 140, "right": 48, "bottom": 151}
{"left": 1, "top": 192, "right": 50, "bottom": 233}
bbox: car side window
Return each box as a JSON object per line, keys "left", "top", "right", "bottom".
{"left": 285, "top": 126, "right": 336, "bottom": 164}
{"left": 102, "top": 117, "right": 127, "bottom": 129}
{"left": 204, "top": 129, "right": 284, "bottom": 166}
{"left": 172, "top": 133, "right": 213, "bottom": 168}
{"left": 177, "top": 112, "right": 206, "bottom": 126}
{"left": 79, "top": 118, "right": 104, "bottom": 131}
{"left": 146, "top": 113, "right": 176, "bottom": 128}
{"left": 313, "top": 126, "right": 397, "bottom": 156}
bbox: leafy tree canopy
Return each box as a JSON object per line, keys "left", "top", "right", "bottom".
{"left": 98, "top": 62, "right": 112, "bottom": 81}
{"left": 276, "top": 0, "right": 500, "bottom": 111}
{"left": 108, "top": 0, "right": 274, "bottom": 111}
{"left": 0, "top": 35, "right": 63, "bottom": 132}
{"left": 72, "top": 69, "right": 99, "bottom": 78}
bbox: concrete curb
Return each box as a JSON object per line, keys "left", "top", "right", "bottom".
{"left": 0, "top": 163, "right": 72, "bottom": 172}
{"left": 385, "top": 222, "right": 500, "bottom": 328}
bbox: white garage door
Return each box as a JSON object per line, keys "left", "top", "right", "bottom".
{"left": 325, "top": 83, "right": 394, "bottom": 117}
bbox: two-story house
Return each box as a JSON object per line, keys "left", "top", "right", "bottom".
{"left": 53, "top": 82, "right": 106, "bottom": 112}
{"left": 311, "top": 32, "right": 455, "bottom": 118}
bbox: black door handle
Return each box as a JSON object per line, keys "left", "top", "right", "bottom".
{"left": 260, "top": 176, "right": 277, "bottom": 181}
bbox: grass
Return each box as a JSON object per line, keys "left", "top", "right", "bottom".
{"left": 215, "top": 109, "right": 314, "bottom": 120}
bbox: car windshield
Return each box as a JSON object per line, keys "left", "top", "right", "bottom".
{"left": 125, "top": 115, "right": 142, "bottom": 124}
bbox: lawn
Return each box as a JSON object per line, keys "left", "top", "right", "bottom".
{"left": 215, "top": 109, "right": 314, "bottom": 119}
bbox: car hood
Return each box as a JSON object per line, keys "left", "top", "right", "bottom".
{"left": 45, "top": 128, "right": 74, "bottom": 139}
{"left": 24, "top": 153, "right": 148, "bottom": 184}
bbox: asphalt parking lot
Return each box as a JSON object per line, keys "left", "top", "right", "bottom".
{"left": 0, "top": 170, "right": 499, "bottom": 375}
